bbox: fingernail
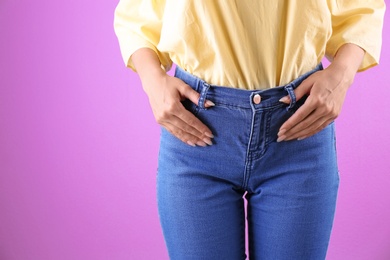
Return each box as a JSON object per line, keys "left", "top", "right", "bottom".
{"left": 187, "top": 141, "right": 196, "bottom": 147}
{"left": 277, "top": 135, "right": 286, "bottom": 142}
{"left": 279, "top": 96, "right": 290, "bottom": 104}
{"left": 297, "top": 136, "right": 306, "bottom": 141}
{"left": 196, "top": 140, "right": 207, "bottom": 147}
{"left": 278, "top": 129, "right": 286, "bottom": 136}
{"left": 205, "top": 100, "right": 215, "bottom": 107}
{"left": 204, "top": 132, "right": 214, "bottom": 138}
{"left": 203, "top": 138, "right": 213, "bottom": 146}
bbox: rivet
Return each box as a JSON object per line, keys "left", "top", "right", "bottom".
{"left": 253, "top": 94, "right": 261, "bottom": 104}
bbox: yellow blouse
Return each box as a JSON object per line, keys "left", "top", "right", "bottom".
{"left": 114, "top": 0, "right": 385, "bottom": 90}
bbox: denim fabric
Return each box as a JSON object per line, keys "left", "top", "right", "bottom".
{"left": 157, "top": 64, "right": 339, "bottom": 260}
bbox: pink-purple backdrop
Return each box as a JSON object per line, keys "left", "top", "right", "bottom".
{"left": 0, "top": 1, "right": 389, "bottom": 259}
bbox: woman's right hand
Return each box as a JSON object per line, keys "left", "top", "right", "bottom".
{"left": 143, "top": 71, "right": 214, "bottom": 147}
{"left": 132, "top": 48, "right": 214, "bottom": 147}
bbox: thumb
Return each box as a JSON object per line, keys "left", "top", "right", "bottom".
{"left": 182, "top": 84, "right": 215, "bottom": 108}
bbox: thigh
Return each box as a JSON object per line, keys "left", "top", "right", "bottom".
{"left": 247, "top": 123, "right": 339, "bottom": 260}
{"left": 157, "top": 128, "right": 246, "bottom": 260}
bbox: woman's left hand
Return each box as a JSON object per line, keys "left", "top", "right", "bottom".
{"left": 277, "top": 43, "right": 365, "bottom": 142}
{"left": 277, "top": 65, "right": 350, "bottom": 141}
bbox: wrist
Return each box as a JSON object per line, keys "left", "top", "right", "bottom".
{"left": 327, "top": 61, "right": 356, "bottom": 86}
{"left": 131, "top": 48, "right": 168, "bottom": 92}
{"left": 327, "top": 43, "right": 365, "bottom": 86}
{"left": 140, "top": 70, "right": 168, "bottom": 95}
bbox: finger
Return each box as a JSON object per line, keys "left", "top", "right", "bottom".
{"left": 163, "top": 117, "right": 211, "bottom": 147}
{"left": 278, "top": 97, "right": 316, "bottom": 135}
{"left": 162, "top": 122, "right": 201, "bottom": 147}
{"left": 279, "top": 95, "right": 290, "bottom": 104}
{"left": 278, "top": 78, "right": 317, "bottom": 133}
{"left": 281, "top": 96, "right": 339, "bottom": 140}
{"left": 284, "top": 115, "right": 331, "bottom": 141}
{"left": 179, "top": 83, "right": 215, "bottom": 108}
{"left": 175, "top": 105, "right": 213, "bottom": 139}
{"left": 181, "top": 84, "right": 200, "bottom": 104}
{"left": 296, "top": 118, "right": 335, "bottom": 141}
{"left": 294, "top": 77, "right": 314, "bottom": 101}
{"left": 156, "top": 94, "right": 214, "bottom": 139}
{"left": 204, "top": 100, "right": 216, "bottom": 108}
{"left": 282, "top": 111, "right": 322, "bottom": 139}
{"left": 160, "top": 106, "right": 213, "bottom": 146}
{"left": 279, "top": 77, "right": 315, "bottom": 105}
{"left": 163, "top": 121, "right": 204, "bottom": 147}
{"left": 280, "top": 100, "right": 336, "bottom": 139}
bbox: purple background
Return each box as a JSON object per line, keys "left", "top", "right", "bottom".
{"left": 0, "top": 1, "right": 388, "bottom": 259}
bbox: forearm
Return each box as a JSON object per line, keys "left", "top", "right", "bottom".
{"left": 328, "top": 43, "right": 365, "bottom": 86}
{"left": 131, "top": 48, "right": 166, "bottom": 93}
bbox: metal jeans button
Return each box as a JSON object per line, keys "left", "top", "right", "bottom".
{"left": 253, "top": 94, "right": 261, "bottom": 104}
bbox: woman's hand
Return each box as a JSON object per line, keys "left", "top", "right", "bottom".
{"left": 132, "top": 48, "right": 214, "bottom": 147}
{"left": 277, "top": 66, "right": 350, "bottom": 141}
{"left": 143, "top": 71, "right": 214, "bottom": 147}
{"left": 277, "top": 43, "right": 365, "bottom": 142}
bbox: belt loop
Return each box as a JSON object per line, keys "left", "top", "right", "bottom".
{"left": 198, "top": 82, "right": 210, "bottom": 109}
{"left": 284, "top": 84, "right": 296, "bottom": 111}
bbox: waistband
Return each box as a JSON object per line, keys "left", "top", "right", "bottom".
{"left": 174, "top": 63, "right": 323, "bottom": 110}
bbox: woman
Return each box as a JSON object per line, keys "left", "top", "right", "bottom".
{"left": 114, "top": 1, "right": 385, "bottom": 259}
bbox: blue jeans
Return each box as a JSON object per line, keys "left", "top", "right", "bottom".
{"left": 157, "top": 64, "right": 339, "bottom": 260}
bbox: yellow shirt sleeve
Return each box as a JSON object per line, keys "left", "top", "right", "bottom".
{"left": 326, "top": 0, "right": 386, "bottom": 71}
{"left": 114, "top": 1, "right": 385, "bottom": 89}
{"left": 113, "top": 0, "right": 172, "bottom": 71}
